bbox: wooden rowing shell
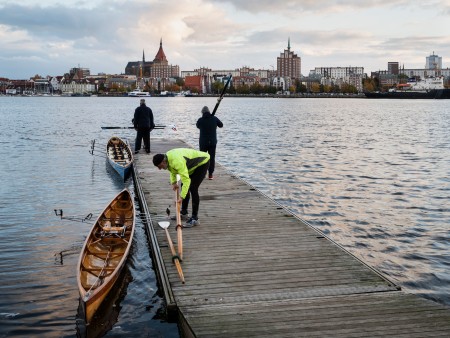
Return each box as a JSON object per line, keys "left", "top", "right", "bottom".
{"left": 76, "top": 189, "right": 135, "bottom": 324}
{"left": 106, "top": 136, "right": 134, "bottom": 180}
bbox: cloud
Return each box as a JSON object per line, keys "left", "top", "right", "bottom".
{"left": 0, "top": 0, "right": 450, "bottom": 78}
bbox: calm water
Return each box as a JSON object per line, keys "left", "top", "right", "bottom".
{"left": 1, "top": 96, "right": 449, "bottom": 336}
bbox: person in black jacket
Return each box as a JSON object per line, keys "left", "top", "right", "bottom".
{"left": 133, "top": 98, "right": 155, "bottom": 154}
{"left": 196, "top": 106, "right": 223, "bottom": 179}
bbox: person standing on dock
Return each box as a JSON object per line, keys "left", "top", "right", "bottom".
{"left": 152, "top": 149, "right": 210, "bottom": 227}
{"left": 133, "top": 98, "right": 155, "bottom": 154}
{"left": 196, "top": 106, "right": 223, "bottom": 180}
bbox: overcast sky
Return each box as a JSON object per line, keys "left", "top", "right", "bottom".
{"left": 1, "top": 0, "right": 450, "bottom": 79}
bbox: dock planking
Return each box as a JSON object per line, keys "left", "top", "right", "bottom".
{"left": 132, "top": 138, "right": 450, "bottom": 337}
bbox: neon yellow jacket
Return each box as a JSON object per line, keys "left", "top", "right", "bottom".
{"left": 166, "top": 148, "right": 210, "bottom": 199}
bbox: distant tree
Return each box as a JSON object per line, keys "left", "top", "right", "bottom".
{"left": 311, "top": 83, "right": 320, "bottom": 93}
{"left": 295, "top": 79, "right": 307, "bottom": 93}
{"left": 250, "top": 82, "right": 263, "bottom": 94}
{"left": 341, "top": 83, "right": 357, "bottom": 93}
{"left": 363, "top": 78, "right": 379, "bottom": 92}
{"left": 212, "top": 81, "right": 224, "bottom": 94}
{"left": 98, "top": 82, "right": 106, "bottom": 92}
{"left": 175, "top": 77, "right": 184, "bottom": 88}
{"left": 266, "top": 85, "right": 277, "bottom": 94}
{"left": 235, "top": 83, "right": 250, "bottom": 94}
{"left": 323, "top": 84, "right": 332, "bottom": 93}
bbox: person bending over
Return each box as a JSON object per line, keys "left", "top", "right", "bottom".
{"left": 153, "top": 148, "right": 210, "bottom": 227}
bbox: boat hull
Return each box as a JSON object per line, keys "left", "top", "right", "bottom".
{"left": 76, "top": 189, "right": 135, "bottom": 323}
{"left": 106, "top": 136, "right": 133, "bottom": 180}
{"left": 365, "top": 89, "right": 450, "bottom": 99}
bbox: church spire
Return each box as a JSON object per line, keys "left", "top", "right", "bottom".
{"left": 154, "top": 37, "right": 167, "bottom": 62}
{"left": 142, "top": 49, "right": 145, "bottom": 63}
{"left": 288, "top": 37, "right": 290, "bottom": 51}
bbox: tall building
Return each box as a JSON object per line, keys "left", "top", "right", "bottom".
{"left": 426, "top": 52, "right": 442, "bottom": 70}
{"left": 125, "top": 39, "right": 179, "bottom": 80}
{"left": 150, "top": 39, "right": 179, "bottom": 79}
{"left": 276, "top": 38, "right": 301, "bottom": 79}
{"left": 388, "top": 62, "right": 399, "bottom": 75}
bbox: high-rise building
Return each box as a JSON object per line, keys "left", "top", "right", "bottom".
{"left": 426, "top": 52, "right": 442, "bottom": 70}
{"left": 388, "top": 62, "right": 399, "bottom": 75}
{"left": 277, "top": 38, "right": 301, "bottom": 79}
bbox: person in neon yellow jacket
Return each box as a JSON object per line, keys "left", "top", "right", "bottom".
{"left": 153, "top": 148, "right": 210, "bottom": 227}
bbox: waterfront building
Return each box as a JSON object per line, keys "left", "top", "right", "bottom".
{"left": 276, "top": 38, "right": 301, "bottom": 79}
{"left": 388, "top": 62, "right": 399, "bottom": 75}
{"left": 125, "top": 39, "right": 179, "bottom": 91}
{"left": 184, "top": 75, "right": 206, "bottom": 93}
{"left": 426, "top": 52, "right": 442, "bottom": 70}
{"left": 181, "top": 67, "right": 274, "bottom": 93}
{"left": 310, "top": 66, "right": 364, "bottom": 92}
{"left": 60, "top": 78, "right": 96, "bottom": 95}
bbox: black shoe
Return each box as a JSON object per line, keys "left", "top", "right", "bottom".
{"left": 134, "top": 150, "right": 139, "bottom": 154}
{"left": 184, "top": 217, "right": 200, "bottom": 228}
{"left": 170, "top": 211, "right": 188, "bottom": 221}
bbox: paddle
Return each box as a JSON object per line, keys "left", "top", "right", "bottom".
{"left": 158, "top": 221, "right": 185, "bottom": 284}
{"left": 212, "top": 75, "right": 232, "bottom": 116}
{"left": 101, "top": 126, "right": 165, "bottom": 129}
{"left": 175, "top": 181, "right": 183, "bottom": 261}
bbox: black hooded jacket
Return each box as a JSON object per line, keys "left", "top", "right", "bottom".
{"left": 196, "top": 110, "right": 223, "bottom": 147}
{"left": 133, "top": 103, "right": 155, "bottom": 130}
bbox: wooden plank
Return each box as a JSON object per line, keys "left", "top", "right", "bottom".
{"left": 135, "top": 138, "right": 450, "bottom": 337}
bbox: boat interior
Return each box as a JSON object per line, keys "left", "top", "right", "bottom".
{"left": 80, "top": 193, "right": 134, "bottom": 290}
{"left": 107, "top": 137, "right": 132, "bottom": 165}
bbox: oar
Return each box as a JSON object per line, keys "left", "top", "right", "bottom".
{"left": 175, "top": 183, "right": 183, "bottom": 261}
{"left": 158, "top": 221, "right": 185, "bottom": 284}
{"left": 212, "top": 74, "right": 232, "bottom": 116}
{"left": 101, "top": 126, "right": 165, "bottom": 129}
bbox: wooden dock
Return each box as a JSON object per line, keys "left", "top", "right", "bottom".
{"left": 132, "top": 138, "right": 450, "bottom": 337}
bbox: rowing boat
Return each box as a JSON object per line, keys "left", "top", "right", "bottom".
{"left": 77, "top": 189, "right": 135, "bottom": 323}
{"left": 106, "top": 136, "right": 133, "bottom": 180}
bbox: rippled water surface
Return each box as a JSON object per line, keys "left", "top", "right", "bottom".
{"left": 1, "top": 96, "right": 449, "bottom": 336}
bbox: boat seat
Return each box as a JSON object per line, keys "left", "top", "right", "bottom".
{"left": 101, "top": 225, "right": 127, "bottom": 238}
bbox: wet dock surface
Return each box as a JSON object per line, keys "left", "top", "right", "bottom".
{"left": 133, "top": 138, "right": 450, "bottom": 337}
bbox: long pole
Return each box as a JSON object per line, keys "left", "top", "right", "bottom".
{"left": 212, "top": 75, "right": 232, "bottom": 116}
{"left": 175, "top": 183, "right": 183, "bottom": 261}
{"left": 164, "top": 228, "right": 185, "bottom": 283}
{"left": 101, "top": 126, "right": 165, "bottom": 130}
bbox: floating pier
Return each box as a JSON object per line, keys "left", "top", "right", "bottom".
{"left": 132, "top": 138, "right": 450, "bottom": 337}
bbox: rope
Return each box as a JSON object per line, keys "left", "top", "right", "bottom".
{"left": 171, "top": 254, "right": 182, "bottom": 263}
{"left": 84, "top": 247, "right": 112, "bottom": 300}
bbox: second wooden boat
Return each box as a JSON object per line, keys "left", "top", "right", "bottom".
{"left": 106, "top": 136, "right": 133, "bottom": 180}
{"left": 76, "top": 189, "right": 135, "bottom": 323}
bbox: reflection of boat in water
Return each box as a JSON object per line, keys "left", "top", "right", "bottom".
{"left": 365, "top": 77, "right": 450, "bottom": 99}
{"left": 76, "top": 264, "right": 132, "bottom": 338}
{"left": 128, "top": 89, "right": 151, "bottom": 97}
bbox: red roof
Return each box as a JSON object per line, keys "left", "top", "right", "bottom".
{"left": 154, "top": 38, "right": 167, "bottom": 62}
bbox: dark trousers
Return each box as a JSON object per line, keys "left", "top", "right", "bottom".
{"left": 181, "top": 161, "right": 209, "bottom": 218}
{"left": 135, "top": 128, "right": 151, "bottom": 152}
{"left": 200, "top": 143, "right": 217, "bottom": 176}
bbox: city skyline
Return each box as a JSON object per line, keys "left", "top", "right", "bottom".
{"left": 1, "top": 0, "right": 450, "bottom": 79}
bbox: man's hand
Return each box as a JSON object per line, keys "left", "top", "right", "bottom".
{"left": 172, "top": 183, "right": 182, "bottom": 203}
